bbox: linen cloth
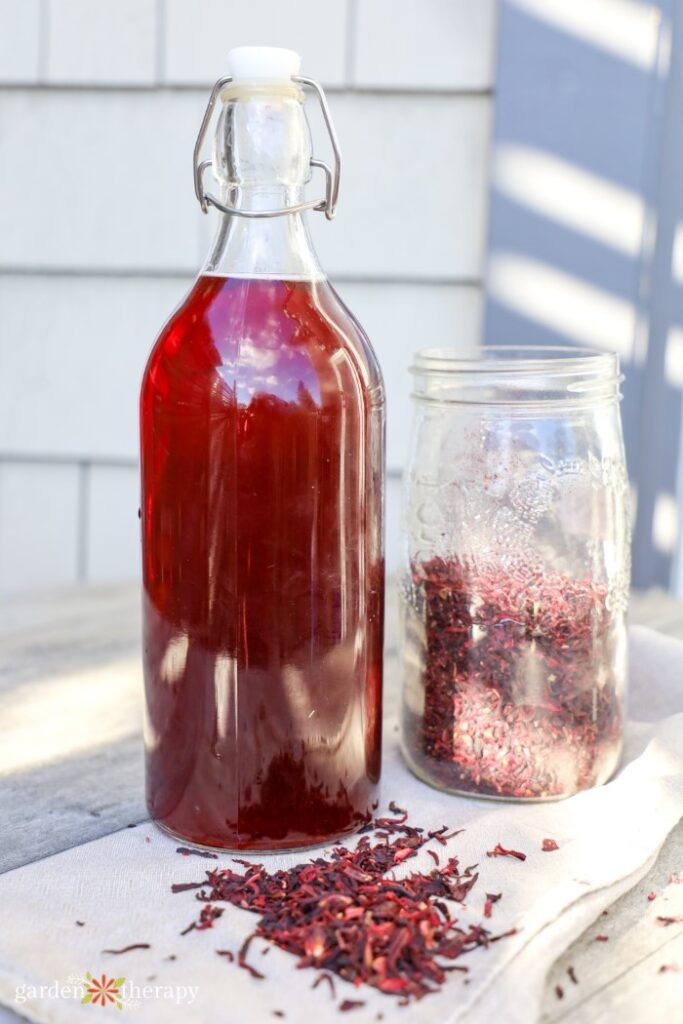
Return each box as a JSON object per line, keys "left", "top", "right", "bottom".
{"left": 0, "top": 625, "right": 681, "bottom": 1024}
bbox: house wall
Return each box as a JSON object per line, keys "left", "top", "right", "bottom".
{"left": 0, "top": 0, "right": 496, "bottom": 592}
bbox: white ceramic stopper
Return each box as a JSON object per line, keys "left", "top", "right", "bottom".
{"left": 227, "top": 46, "right": 301, "bottom": 84}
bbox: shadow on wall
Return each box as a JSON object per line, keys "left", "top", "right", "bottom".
{"left": 484, "top": 0, "right": 683, "bottom": 591}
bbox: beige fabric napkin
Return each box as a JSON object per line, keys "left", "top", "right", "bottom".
{"left": 0, "top": 625, "right": 681, "bottom": 1024}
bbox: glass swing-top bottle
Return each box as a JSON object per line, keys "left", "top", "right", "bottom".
{"left": 140, "top": 47, "right": 385, "bottom": 851}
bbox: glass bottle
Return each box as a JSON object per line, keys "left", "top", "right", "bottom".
{"left": 140, "top": 48, "right": 385, "bottom": 851}
{"left": 400, "top": 346, "right": 629, "bottom": 800}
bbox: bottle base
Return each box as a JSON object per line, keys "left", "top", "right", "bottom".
{"left": 150, "top": 815, "right": 372, "bottom": 856}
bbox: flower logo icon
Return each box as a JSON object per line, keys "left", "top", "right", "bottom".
{"left": 81, "top": 973, "right": 125, "bottom": 1010}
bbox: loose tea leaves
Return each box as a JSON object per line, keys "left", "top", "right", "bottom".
{"left": 174, "top": 810, "right": 513, "bottom": 1003}
{"left": 402, "top": 558, "right": 623, "bottom": 799}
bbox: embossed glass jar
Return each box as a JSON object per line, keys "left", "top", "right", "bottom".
{"left": 400, "top": 347, "right": 630, "bottom": 801}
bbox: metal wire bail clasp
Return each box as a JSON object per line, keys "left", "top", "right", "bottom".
{"left": 192, "top": 75, "right": 341, "bottom": 221}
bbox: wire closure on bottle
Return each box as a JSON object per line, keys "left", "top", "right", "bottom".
{"left": 192, "top": 75, "right": 341, "bottom": 221}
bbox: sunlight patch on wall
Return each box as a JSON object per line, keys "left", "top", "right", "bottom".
{"left": 509, "top": 0, "right": 660, "bottom": 71}
{"left": 665, "top": 326, "right": 683, "bottom": 389}
{"left": 493, "top": 145, "right": 645, "bottom": 257}
{"left": 629, "top": 483, "right": 638, "bottom": 531}
{"left": 487, "top": 253, "right": 635, "bottom": 358}
{"left": 652, "top": 492, "right": 679, "bottom": 555}
{"left": 671, "top": 223, "right": 683, "bottom": 285}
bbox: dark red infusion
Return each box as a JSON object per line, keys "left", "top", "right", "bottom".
{"left": 140, "top": 274, "right": 384, "bottom": 850}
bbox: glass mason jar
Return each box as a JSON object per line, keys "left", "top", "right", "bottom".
{"left": 400, "top": 347, "right": 630, "bottom": 801}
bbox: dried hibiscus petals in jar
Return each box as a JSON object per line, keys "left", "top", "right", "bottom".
{"left": 401, "top": 557, "right": 624, "bottom": 800}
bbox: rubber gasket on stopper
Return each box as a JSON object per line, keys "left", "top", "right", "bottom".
{"left": 227, "top": 46, "right": 301, "bottom": 83}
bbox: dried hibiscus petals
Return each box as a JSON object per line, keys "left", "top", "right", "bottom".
{"left": 483, "top": 893, "right": 501, "bottom": 918}
{"left": 174, "top": 809, "right": 513, "bottom": 1003}
{"left": 101, "top": 943, "right": 150, "bottom": 954}
{"left": 401, "top": 558, "right": 623, "bottom": 799}
{"left": 487, "top": 844, "right": 526, "bottom": 862}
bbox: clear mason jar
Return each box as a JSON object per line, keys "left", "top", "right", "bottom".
{"left": 400, "top": 347, "right": 630, "bottom": 801}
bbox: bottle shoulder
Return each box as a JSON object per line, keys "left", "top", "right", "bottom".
{"left": 319, "top": 281, "right": 384, "bottom": 394}
{"left": 142, "top": 275, "right": 384, "bottom": 407}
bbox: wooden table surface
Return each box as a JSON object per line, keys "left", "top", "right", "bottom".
{"left": 1, "top": 582, "right": 682, "bottom": 1023}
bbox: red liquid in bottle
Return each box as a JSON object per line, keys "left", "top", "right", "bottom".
{"left": 141, "top": 274, "right": 384, "bottom": 850}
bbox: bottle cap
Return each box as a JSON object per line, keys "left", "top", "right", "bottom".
{"left": 227, "top": 46, "right": 301, "bottom": 84}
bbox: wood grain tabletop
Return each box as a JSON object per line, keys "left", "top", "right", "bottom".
{"left": 1, "top": 581, "right": 682, "bottom": 1023}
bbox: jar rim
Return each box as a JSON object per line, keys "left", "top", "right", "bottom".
{"left": 411, "top": 345, "right": 618, "bottom": 376}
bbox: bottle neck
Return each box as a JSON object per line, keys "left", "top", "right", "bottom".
{"left": 202, "top": 87, "right": 325, "bottom": 282}
{"left": 203, "top": 189, "right": 323, "bottom": 281}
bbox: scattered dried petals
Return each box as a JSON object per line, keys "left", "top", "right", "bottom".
{"left": 487, "top": 844, "right": 526, "bottom": 862}
{"left": 542, "top": 839, "right": 559, "bottom": 852}
{"left": 312, "top": 973, "right": 336, "bottom": 997}
{"left": 483, "top": 893, "right": 501, "bottom": 918}
{"left": 647, "top": 892, "right": 657, "bottom": 901}
{"left": 594, "top": 934, "right": 609, "bottom": 942}
{"left": 238, "top": 934, "right": 265, "bottom": 980}
{"left": 172, "top": 810, "right": 514, "bottom": 1003}
{"left": 567, "top": 966, "right": 578, "bottom": 985}
{"left": 555, "top": 984, "right": 564, "bottom": 1000}
{"left": 659, "top": 964, "right": 680, "bottom": 974}
{"left": 656, "top": 916, "right": 683, "bottom": 927}
{"left": 102, "top": 944, "right": 151, "bottom": 955}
